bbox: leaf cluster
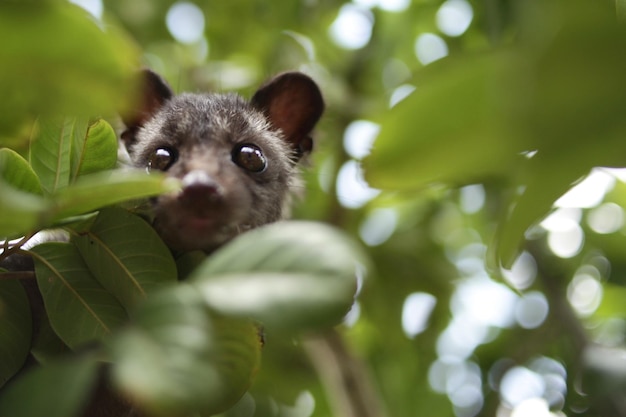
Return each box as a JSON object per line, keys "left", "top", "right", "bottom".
{"left": 0, "top": 3, "right": 366, "bottom": 416}
{"left": 364, "top": 0, "right": 626, "bottom": 268}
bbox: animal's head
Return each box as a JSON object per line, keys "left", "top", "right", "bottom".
{"left": 121, "top": 70, "right": 324, "bottom": 252}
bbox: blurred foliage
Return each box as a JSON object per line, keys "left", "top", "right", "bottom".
{"left": 3, "top": 0, "right": 626, "bottom": 416}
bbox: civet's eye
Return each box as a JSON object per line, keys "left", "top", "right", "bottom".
{"left": 232, "top": 144, "right": 267, "bottom": 173}
{"left": 147, "top": 147, "right": 178, "bottom": 172}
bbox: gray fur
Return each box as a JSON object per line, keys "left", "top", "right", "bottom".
{"left": 123, "top": 71, "right": 324, "bottom": 252}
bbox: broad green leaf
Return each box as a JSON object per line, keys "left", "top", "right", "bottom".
{"left": 620, "top": 0, "right": 626, "bottom": 20}
{"left": 30, "top": 317, "right": 71, "bottom": 366}
{"left": 0, "top": 2, "right": 138, "bottom": 135}
{"left": 31, "top": 242, "right": 128, "bottom": 349}
{"left": 363, "top": 51, "right": 525, "bottom": 190}
{"left": 111, "top": 284, "right": 261, "bottom": 416}
{"left": 51, "top": 170, "right": 180, "bottom": 221}
{"left": 190, "top": 221, "right": 368, "bottom": 331}
{"left": 196, "top": 272, "right": 360, "bottom": 332}
{"left": 494, "top": 1, "right": 626, "bottom": 267}
{"left": 0, "top": 180, "right": 50, "bottom": 239}
{"left": 0, "top": 148, "right": 42, "bottom": 195}
{"left": 0, "top": 278, "right": 32, "bottom": 388}
{"left": 493, "top": 154, "right": 587, "bottom": 269}
{"left": 0, "top": 355, "right": 99, "bottom": 417}
{"left": 0, "top": 166, "right": 173, "bottom": 238}
{"left": 29, "top": 117, "right": 75, "bottom": 195}
{"left": 366, "top": 1, "right": 626, "bottom": 268}
{"left": 521, "top": 1, "right": 626, "bottom": 152}
{"left": 71, "top": 118, "right": 118, "bottom": 181}
{"left": 50, "top": 212, "right": 99, "bottom": 235}
{"left": 208, "top": 315, "right": 262, "bottom": 413}
{"left": 73, "top": 207, "right": 177, "bottom": 309}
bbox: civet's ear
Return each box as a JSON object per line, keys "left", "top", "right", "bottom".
{"left": 120, "top": 69, "right": 174, "bottom": 149}
{"left": 251, "top": 72, "right": 324, "bottom": 160}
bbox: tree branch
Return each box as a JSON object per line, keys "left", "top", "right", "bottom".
{"left": 0, "top": 271, "right": 36, "bottom": 281}
{"left": 303, "top": 330, "right": 388, "bottom": 417}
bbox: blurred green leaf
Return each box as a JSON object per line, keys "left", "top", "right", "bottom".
{"left": 51, "top": 170, "right": 179, "bottom": 221}
{"left": 73, "top": 207, "right": 177, "bottom": 309}
{"left": 619, "top": 0, "right": 626, "bottom": 20}
{"left": 0, "top": 148, "right": 42, "bottom": 195}
{"left": 363, "top": 51, "right": 524, "bottom": 189}
{"left": 493, "top": 155, "right": 588, "bottom": 268}
{"left": 366, "top": 0, "right": 626, "bottom": 268}
{"left": 196, "top": 272, "right": 358, "bottom": 333}
{"left": 71, "top": 118, "right": 118, "bottom": 180}
{"left": 190, "top": 221, "right": 367, "bottom": 331}
{"left": 0, "top": 180, "right": 50, "bottom": 238}
{"left": 0, "top": 278, "right": 32, "bottom": 387}
{"left": 0, "top": 166, "right": 178, "bottom": 241}
{"left": 31, "top": 242, "right": 128, "bottom": 349}
{"left": 0, "top": 355, "right": 99, "bottom": 417}
{"left": 0, "top": 2, "right": 138, "bottom": 134}
{"left": 111, "top": 285, "right": 261, "bottom": 416}
{"left": 521, "top": 1, "right": 626, "bottom": 153}
{"left": 496, "top": 1, "right": 626, "bottom": 267}
{"left": 30, "top": 317, "right": 71, "bottom": 366}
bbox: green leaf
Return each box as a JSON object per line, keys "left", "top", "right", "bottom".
{"left": 28, "top": 117, "right": 74, "bottom": 195}
{"left": 197, "top": 272, "right": 360, "bottom": 332}
{"left": 111, "top": 284, "right": 261, "bottom": 417}
{"left": 521, "top": 1, "right": 626, "bottom": 154}
{"left": 0, "top": 148, "right": 42, "bottom": 195}
{"left": 0, "top": 278, "right": 32, "bottom": 388}
{"left": 30, "top": 317, "right": 71, "bottom": 365}
{"left": 492, "top": 155, "right": 588, "bottom": 268}
{"left": 363, "top": 51, "right": 525, "bottom": 190}
{"left": 51, "top": 170, "right": 180, "bottom": 221}
{"left": 494, "top": 1, "right": 626, "bottom": 267}
{"left": 190, "top": 221, "right": 368, "bottom": 331}
{"left": 73, "top": 207, "right": 177, "bottom": 309}
{"left": 366, "top": 1, "right": 626, "bottom": 268}
{"left": 71, "top": 118, "right": 118, "bottom": 180}
{"left": 0, "top": 2, "right": 138, "bottom": 135}
{"left": 30, "top": 242, "right": 128, "bottom": 349}
{"left": 0, "top": 167, "right": 177, "bottom": 238}
{"left": 0, "top": 180, "right": 50, "bottom": 239}
{"left": 0, "top": 355, "right": 99, "bottom": 417}
{"left": 619, "top": 0, "right": 626, "bottom": 20}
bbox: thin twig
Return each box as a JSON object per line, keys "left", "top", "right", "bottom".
{"left": 0, "top": 271, "right": 36, "bottom": 281}
{"left": 303, "top": 330, "right": 388, "bottom": 417}
{"left": 0, "top": 232, "right": 36, "bottom": 262}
